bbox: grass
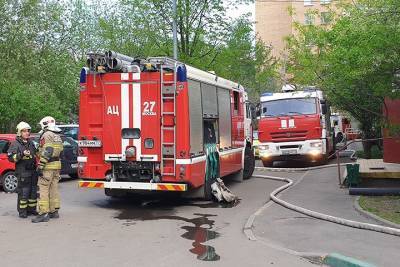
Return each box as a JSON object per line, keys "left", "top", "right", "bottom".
{"left": 358, "top": 196, "right": 400, "bottom": 224}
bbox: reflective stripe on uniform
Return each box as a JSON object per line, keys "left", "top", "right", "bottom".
{"left": 28, "top": 199, "right": 37, "bottom": 207}
{"left": 43, "top": 161, "right": 62, "bottom": 170}
{"left": 50, "top": 198, "right": 60, "bottom": 210}
{"left": 19, "top": 200, "right": 28, "bottom": 209}
{"left": 38, "top": 200, "right": 50, "bottom": 213}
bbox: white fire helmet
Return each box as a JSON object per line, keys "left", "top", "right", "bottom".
{"left": 16, "top": 122, "right": 31, "bottom": 136}
{"left": 39, "top": 116, "right": 61, "bottom": 132}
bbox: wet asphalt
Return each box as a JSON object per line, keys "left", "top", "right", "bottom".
{"left": 0, "top": 163, "right": 320, "bottom": 267}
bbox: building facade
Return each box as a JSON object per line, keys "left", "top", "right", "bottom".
{"left": 255, "top": 0, "right": 334, "bottom": 59}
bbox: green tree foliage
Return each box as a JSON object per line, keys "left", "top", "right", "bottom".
{"left": 285, "top": 0, "right": 400, "bottom": 157}
{"left": 0, "top": 0, "right": 276, "bottom": 132}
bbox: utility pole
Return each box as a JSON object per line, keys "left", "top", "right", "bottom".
{"left": 172, "top": 0, "right": 178, "bottom": 60}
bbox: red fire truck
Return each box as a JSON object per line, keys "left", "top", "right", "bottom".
{"left": 78, "top": 52, "right": 255, "bottom": 198}
{"left": 257, "top": 86, "right": 334, "bottom": 166}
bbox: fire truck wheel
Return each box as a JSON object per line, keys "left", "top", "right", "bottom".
{"left": 262, "top": 160, "right": 273, "bottom": 167}
{"left": 243, "top": 147, "right": 255, "bottom": 180}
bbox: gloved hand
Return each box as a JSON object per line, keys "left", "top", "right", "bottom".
{"left": 36, "top": 166, "right": 44, "bottom": 177}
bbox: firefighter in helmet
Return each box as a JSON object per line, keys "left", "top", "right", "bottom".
{"left": 32, "top": 116, "right": 63, "bottom": 223}
{"left": 7, "top": 122, "right": 38, "bottom": 218}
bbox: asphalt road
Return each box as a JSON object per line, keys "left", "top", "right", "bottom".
{"left": 253, "top": 167, "right": 400, "bottom": 267}
{"left": 0, "top": 170, "right": 316, "bottom": 267}
{"left": 2, "top": 157, "right": 395, "bottom": 267}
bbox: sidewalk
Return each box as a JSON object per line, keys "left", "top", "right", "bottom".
{"left": 252, "top": 167, "right": 400, "bottom": 267}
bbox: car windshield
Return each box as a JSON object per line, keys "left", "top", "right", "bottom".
{"left": 59, "top": 127, "right": 79, "bottom": 140}
{"left": 261, "top": 98, "right": 317, "bottom": 117}
{"left": 63, "top": 137, "right": 78, "bottom": 148}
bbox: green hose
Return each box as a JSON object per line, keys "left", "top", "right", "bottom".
{"left": 205, "top": 144, "right": 219, "bottom": 181}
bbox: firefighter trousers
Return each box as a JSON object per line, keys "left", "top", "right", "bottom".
{"left": 17, "top": 174, "right": 38, "bottom": 214}
{"left": 38, "top": 170, "right": 61, "bottom": 215}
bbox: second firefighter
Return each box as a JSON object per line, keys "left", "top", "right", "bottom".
{"left": 32, "top": 116, "right": 63, "bottom": 223}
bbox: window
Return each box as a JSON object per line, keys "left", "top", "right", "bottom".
{"left": 321, "top": 0, "right": 331, "bottom": 4}
{"left": 0, "top": 140, "right": 10, "bottom": 153}
{"left": 304, "top": 0, "right": 313, "bottom": 6}
{"left": 246, "top": 102, "right": 251, "bottom": 119}
{"left": 321, "top": 12, "right": 332, "bottom": 25}
{"left": 261, "top": 98, "right": 317, "bottom": 117}
{"left": 59, "top": 126, "right": 79, "bottom": 140}
{"left": 304, "top": 13, "right": 315, "bottom": 25}
{"left": 233, "top": 91, "right": 240, "bottom": 115}
{"left": 62, "top": 137, "right": 78, "bottom": 149}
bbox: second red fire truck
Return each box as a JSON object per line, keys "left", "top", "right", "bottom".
{"left": 257, "top": 86, "right": 334, "bottom": 167}
{"left": 77, "top": 51, "right": 255, "bottom": 199}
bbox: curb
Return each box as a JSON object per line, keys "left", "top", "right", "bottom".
{"left": 323, "top": 253, "right": 377, "bottom": 267}
{"left": 354, "top": 196, "right": 400, "bottom": 229}
{"left": 255, "top": 163, "right": 348, "bottom": 173}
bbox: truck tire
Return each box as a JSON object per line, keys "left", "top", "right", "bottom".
{"left": 243, "top": 147, "right": 255, "bottom": 180}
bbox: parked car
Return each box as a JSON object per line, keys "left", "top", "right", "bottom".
{"left": 0, "top": 135, "right": 19, "bottom": 193}
{"left": 57, "top": 124, "right": 79, "bottom": 141}
{"left": 0, "top": 134, "right": 78, "bottom": 193}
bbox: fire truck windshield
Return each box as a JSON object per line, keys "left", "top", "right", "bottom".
{"left": 261, "top": 97, "right": 317, "bottom": 117}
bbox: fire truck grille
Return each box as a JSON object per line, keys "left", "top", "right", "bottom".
{"left": 270, "top": 131, "right": 308, "bottom": 142}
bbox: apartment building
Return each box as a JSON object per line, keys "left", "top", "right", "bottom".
{"left": 255, "top": 0, "right": 334, "bottom": 58}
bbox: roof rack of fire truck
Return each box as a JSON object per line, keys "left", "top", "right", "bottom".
{"left": 86, "top": 51, "right": 185, "bottom": 73}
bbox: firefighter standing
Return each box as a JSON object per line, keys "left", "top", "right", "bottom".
{"left": 7, "top": 122, "right": 38, "bottom": 218}
{"left": 32, "top": 116, "right": 63, "bottom": 223}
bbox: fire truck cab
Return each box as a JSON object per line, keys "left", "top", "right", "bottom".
{"left": 78, "top": 53, "right": 255, "bottom": 198}
{"left": 257, "top": 86, "right": 333, "bottom": 166}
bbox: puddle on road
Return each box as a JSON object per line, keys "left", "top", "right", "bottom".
{"left": 95, "top": 197, "right": 239, "bottom": 261}
{"left": 181, "top": 214, "right": 220, "bottom": 261}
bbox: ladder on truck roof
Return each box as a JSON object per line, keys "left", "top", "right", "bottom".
{"left": 149, "top": 57, "right": 179, "bottom": 177}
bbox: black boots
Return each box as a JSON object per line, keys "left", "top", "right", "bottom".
{"left": 28, "top": 210, "right": 38, "bottom": 216}
{"left": 31, "top": 213, "right": 50, "bottom": 223}
{"left": 19, "top": 210, "right": 28, "bottom": 218}
{"left": 49, "top": 211, "right": 59, "bottom": 219}
{"left": 19, "top": 210, "right": 38, "bottom": 218}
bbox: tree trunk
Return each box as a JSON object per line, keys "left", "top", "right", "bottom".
{"left": 360, "top": 121, "right": 375, "bottom": 159}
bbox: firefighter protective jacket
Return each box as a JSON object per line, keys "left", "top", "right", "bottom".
{"left": 38, "top": 131, "right": 63, "bottom": 170}
{"left": 7, "top": 137, "right": 37, "bottom": 177}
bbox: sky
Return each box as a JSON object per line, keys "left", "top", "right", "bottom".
{"left": 226, "top": 2, "right": 255, "bottom": 21}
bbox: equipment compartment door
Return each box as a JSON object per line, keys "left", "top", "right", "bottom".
{"left": 139, "top": 80, "right": 161, "bottom": 161}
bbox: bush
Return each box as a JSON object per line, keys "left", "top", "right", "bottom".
{"left": 355, "top": 145, "right": 383, "bottom": 159}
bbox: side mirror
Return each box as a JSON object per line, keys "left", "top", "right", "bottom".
{"left": 256, "top": 106, "right": 261, "bottom": 118}
{"left": 321, "top": 104, "right": 327, "bottom": 115}
{"left": 320, "top": 100, "right": 327, "bottom": 115}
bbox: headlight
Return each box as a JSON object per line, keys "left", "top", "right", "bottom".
{"left": 310, "top": 141, "right": 322, "bottom": 148}
{"left": 259, "top": 145, "right": 269, "bottom": 150}
{"left": 309, "top": 150, "right": 322, "bottom": 157}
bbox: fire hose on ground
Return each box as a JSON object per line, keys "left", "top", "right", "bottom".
{"left": 253, "top": 174, "right": 400, "bottom": 237}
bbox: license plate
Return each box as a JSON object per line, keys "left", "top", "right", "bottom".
{"left": 282, "top": 149, "right": 297, "bottom": 155}
{"left": 71, "top": 163, "right": 78, "bottom": 169}
{"left": 78, "top": 140, "right": 102, "bottom": 148}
